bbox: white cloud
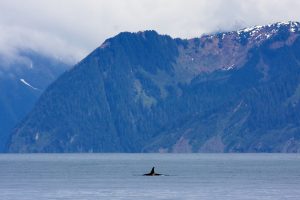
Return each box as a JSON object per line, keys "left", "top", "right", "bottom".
{"left": 0, "top": 0, "right": 299, "bottom": 64}
{"left": 0, "top": 24, "right": 85, "bottom": 65}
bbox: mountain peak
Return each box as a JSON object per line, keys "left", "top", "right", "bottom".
{"left": 237, "top": 21, "right": 300, "bottom": 35}
{"left": 99, "top": 30, "right": 161, "bottom": 48}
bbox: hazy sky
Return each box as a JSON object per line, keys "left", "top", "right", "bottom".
{"left": 1, "top": 0, "right": 300, "bottom": 64}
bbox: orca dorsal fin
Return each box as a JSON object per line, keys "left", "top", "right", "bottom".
{"left": 143, "top": 167, "right": 162, "bottom": 176}
{"left": 150, "top": 167, "right": 155, "bottom": 175}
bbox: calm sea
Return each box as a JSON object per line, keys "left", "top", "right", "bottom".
{"left": 0, "top": 154, "right": 300, "bottom": 200}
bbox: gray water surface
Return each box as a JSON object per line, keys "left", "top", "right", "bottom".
{"left": 0, "top": 154, "right": 300, "bottom": 200}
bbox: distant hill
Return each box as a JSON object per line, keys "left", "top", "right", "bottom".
{"left": 7, "top": 22, "right": 300, "bottom": 153}
{"left": 0, "top": 50, "right": 69, "bottom": 151}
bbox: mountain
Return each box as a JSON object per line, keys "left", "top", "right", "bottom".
{"left": 7, "top": 21, "right": 300, "bottom": 153}
{"left": 0, "top": 50, "right": 70, "bottom": 151}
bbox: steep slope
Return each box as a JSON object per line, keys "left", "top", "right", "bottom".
{"left": 0, "top": 50, "right": 69, "bottom": 151}
{"left": 7, "top": 22, "right": 300, "bottom": 152}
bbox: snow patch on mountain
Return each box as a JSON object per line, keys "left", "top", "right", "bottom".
{"left": 20, "top": 78, "right": 40, "bottom": 90}
{"left": 35, "top": 132, "right": 39, "bottom": 141}
{"left": 222, "top": 65, "right": 235, "bottom": 71}
{"left": 233, "top": 21, "right": 300, "bottom": 43}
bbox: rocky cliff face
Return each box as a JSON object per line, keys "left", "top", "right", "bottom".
{"left": 7, "top": 22, "right": 300, "bottom": 152}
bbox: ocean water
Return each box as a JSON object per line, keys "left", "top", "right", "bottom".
{"left": 0, "top": 154, "right": 300, "bottom": 200}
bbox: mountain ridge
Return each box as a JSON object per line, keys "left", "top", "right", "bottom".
{"left": 7, "top": 21, "right": 300, "bottom": 153}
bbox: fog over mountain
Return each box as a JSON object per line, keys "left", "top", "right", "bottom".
{"left": 1, "top": 0, "right": 300, "bottom": 63}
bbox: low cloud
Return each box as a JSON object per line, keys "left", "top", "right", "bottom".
{"left": 0, "top": 0, "right": 299, "bottom": 64}
{"left": 0, "top": 25, "right": 85, "bottom": 66}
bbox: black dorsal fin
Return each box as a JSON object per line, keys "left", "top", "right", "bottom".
{"left": 150, "top": 167, "right": 155, "bottom": 175}
{"left": 143, "top": 167, "right": 162, "bottom": 176}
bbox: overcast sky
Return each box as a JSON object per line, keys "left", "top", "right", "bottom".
{"left": 1, "top": 0, "right": 300, "bottom": 64}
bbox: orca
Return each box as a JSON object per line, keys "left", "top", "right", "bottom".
{"left": 143, "top": 167, "right": 162, "bottom": 176}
